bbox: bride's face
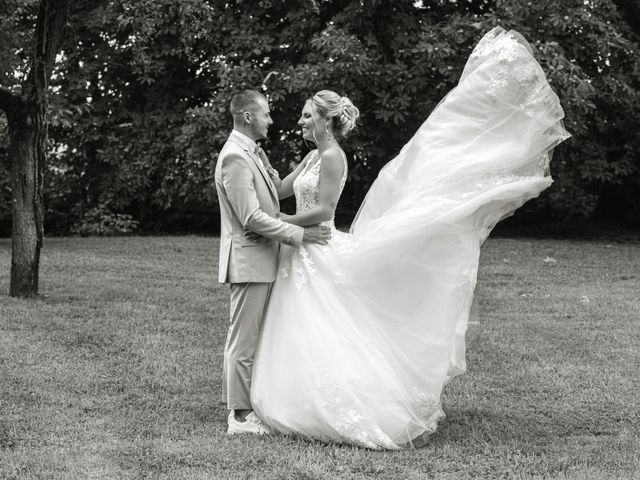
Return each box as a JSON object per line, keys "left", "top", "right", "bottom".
{"left": 298, "top": 100, "right": 324, "bottom": 144}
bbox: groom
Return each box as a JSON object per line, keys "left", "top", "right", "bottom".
{"left": 215, "top": 90, "right": 330, "bottom": 435}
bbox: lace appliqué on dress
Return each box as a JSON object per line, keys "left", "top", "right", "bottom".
{"left": 294, "top": 154, "right": 322, "bottom": 217}
{"left": 411, "top": 388, "right": 445, "bottom": 437}
{"left": 278, "top": 244, "right": 317, "bottom": 290}
{"left": 316, "top": 367, "right": 397, "bottom": 450}
{"left": 465, "top": 27, "right": 563, "bottom": 118}
{"left": 460, "top": 174, "right": 533, "bottom": 201}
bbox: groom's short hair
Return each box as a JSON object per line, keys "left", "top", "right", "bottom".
{"left": 230, "top": 90, "right": 266, "bottom": 119}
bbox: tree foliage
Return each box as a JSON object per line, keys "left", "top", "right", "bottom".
{"left": 1, "top": 0, "right": 640, "bottom": 236}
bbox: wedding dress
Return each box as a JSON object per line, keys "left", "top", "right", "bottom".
{"left": 250, "top": 27, "right": 570, "bottom": 449}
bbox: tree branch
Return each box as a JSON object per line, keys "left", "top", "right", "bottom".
{"left": 24, "top": 0, "right": 71, "bottom": 100}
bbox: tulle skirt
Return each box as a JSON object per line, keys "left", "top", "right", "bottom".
{"left": 250, "top": 27, "right": 570, "bottom": 449}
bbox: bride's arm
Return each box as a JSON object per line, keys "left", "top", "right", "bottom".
{"left": 261, "top": 150, "right": 311, "bottom": 200}
{"left": 280, "top": 149, "right": 344, "bottom": 227}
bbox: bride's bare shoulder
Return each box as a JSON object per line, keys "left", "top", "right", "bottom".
{"left": 318, "top": 148, "right": 345, "bottom": 177}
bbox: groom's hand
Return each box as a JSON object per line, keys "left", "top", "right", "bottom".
{"left": 243, "top": 229, "right": 262, "bottom": 242}
{"left": 302, "top": 225, "right": 331, "bottom": 245}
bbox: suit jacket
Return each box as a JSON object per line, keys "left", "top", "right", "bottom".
{"left": 215, "top": 130, "right": 304, "bottom": 283}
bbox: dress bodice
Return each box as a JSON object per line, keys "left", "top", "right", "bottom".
{"left": 292, "top": 148, "right": 348, "bottom": 229}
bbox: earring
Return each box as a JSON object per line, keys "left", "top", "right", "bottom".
{"left": 324, "top": 122, "right": 330, "bottom": 140}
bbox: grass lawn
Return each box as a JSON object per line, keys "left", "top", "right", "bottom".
{"left": 0, "top": 236, "right": 639, "bottom": 480}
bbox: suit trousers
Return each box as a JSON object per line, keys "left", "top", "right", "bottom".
{"left": 221, "top": 282, "right": 272, "bottom": 410}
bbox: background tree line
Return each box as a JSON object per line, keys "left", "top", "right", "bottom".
{"left": 1, "top": 0, "right": 639, "bottom": 239}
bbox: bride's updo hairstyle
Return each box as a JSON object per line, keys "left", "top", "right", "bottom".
{"left": 311, "top": 90, "right": 360, "bottom": 139}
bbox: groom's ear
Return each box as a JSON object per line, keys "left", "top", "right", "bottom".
{"left": 243, "top": 111, "right": 251, "bottom": 125}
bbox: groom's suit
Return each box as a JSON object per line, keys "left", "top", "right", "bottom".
{"left": 215, "top": 129, "right": 303, "bottom": 410}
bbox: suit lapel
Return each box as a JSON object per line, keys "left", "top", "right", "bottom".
{"left": 248, "top": 150, "right": 280, "bottom": 203}
{"left": 228, "top": 135, "right": 279, "bottom": 203}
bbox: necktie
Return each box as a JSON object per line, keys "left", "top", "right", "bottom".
{"left": 254, "top": 146, "right": 269, "bottom": 172}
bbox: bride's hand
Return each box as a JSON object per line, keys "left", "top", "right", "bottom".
{"left": 280, "top": 213, "right": 292, "bottom": 223}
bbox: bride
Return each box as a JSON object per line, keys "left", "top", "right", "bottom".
{"left": 250, "top": 27, "right": 570, "bottom": 449}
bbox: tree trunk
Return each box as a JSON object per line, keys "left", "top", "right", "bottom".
{"left": 7, "top": 100, "right": 46, "bottom": 297}
{"left": 0, "top": 0, "right": 70, "bottom": 296}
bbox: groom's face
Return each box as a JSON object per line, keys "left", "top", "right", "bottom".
{"left": 249, "top": 98, "right": 273, "bottom": 141}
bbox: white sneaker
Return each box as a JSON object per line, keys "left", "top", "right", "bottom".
{"left": 227, "top": 411, "right": 271, "bottom": 435}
